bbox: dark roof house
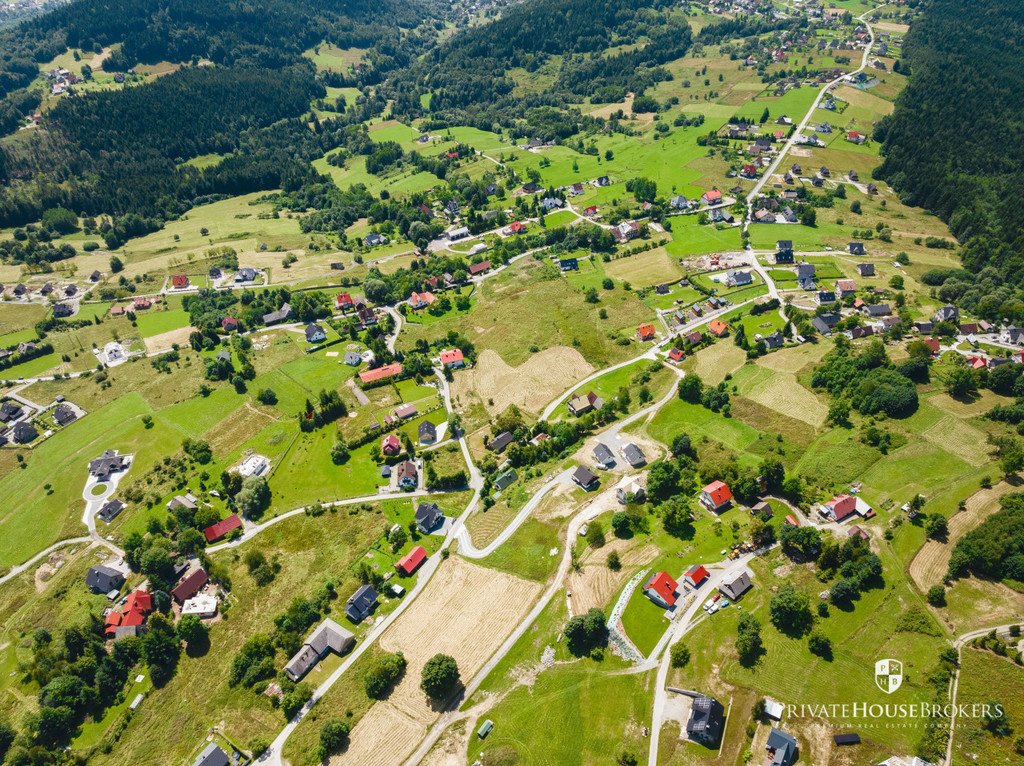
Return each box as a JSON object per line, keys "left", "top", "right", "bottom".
{"left": 86, "top": 565, "right": 124, "bottom": 594}
{"left": 345, "top": 584, "right": 378, "bottom": 623}
{"left": 284, "top": 618, "right": 354, "bottom": 682}
{"left": 686, "top": 696, "right": 725, "bottom": 746}
{"left": 415, "top": 502, "right": 443, "bottom": 533}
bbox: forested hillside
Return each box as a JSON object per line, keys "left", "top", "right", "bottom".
{"left": 876, "top": 0, "right": 1024, "bottom": 292}
{"left": 388, "top": 0, "right": 691, "bottom": 132}
{"left": 0, "top": 0, "right": 438, "bottom": 137}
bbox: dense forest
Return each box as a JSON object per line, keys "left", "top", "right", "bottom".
{"left": 387, "top": 0, "right": 692, "bottom": 134}
{"left": 876, "top": 0, "right": 1024, "bottom": 293}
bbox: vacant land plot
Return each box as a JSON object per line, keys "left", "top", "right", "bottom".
{"left": 953, "top": 649, "right": 1024, "bottom": 766}
{"left": 452, "top": 347, "right": 594, "bottom": 416}
{"left": 686, "top": 340, "right": 746, "bottom": 384}
{"left": 331, "top": 557, "right": 540, "bottom": 766}
{"left": 909, "top": 481, "right": 1018, "bottom": 591}
{"left": 738, "top": 364, "right": 828, "bottom": 428}
{"left": 567, "top": 539, "right": 658, "bottom": 615}
{"left": 604, "top": 248, "right": 684, "bottom": 287}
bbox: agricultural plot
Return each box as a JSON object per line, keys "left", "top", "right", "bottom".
{"left": 325, "top": 557, "right": 541, "bottom": 766}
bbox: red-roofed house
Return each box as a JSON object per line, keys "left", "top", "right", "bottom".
{"left": 103, "top": 610, "right": 122, "bottom": 635}
{"left": 395, "top": 545, "right": 427, "bottom": 576}
{"left": 668, "top": 347, "right": 684, "bottom": 363}
{"left": 643, "top": 571, "right": 679, "bottom": 608}
{"left": 741, "top": 163, "right": 758, "bottom": 179}
{"left": 923, "top": 337, "right": 940, "bottom": 355}
{"left": 846, "top": 131, "right": 866, "bottom": 144}
{"left": 221, "top": 316, "right": 238, "bottom": 331}
{"left": 709, "top": 319, "right": 729, "bottom": 337}
{"left": 410, "top": 291, "right": 436, "bottom": 310}
{"left": 171, "top": 275, "right": 189, "bottom": 289}
{"left": 469, "top": 260, "right": 492, "bottom": 276}
{"left": 637, "top": 323, "right": 656, "bottom": 341}
{"left": 821, "top": 494, "right": 857, "bottom": 522}
{"left": 584, "top": 205, "right": 598, "bottom": 217}
{"left": 700, "top": 480, "right": 733, "bottom": 512}
{"left": 440, "top": 349, "right": 465, "bottom": 368}
{"left": 509, "top": 221, "right": 526, "bottom": 234}
{"left": 203, "top": 514, "right": 242, "bottom": 543}
{"left": 684, "top": 564, "right": 710, "bottom": 588}
{"left": 336, "top": 293, "right": 354, "bottom": 311}
{"left": 701, "top": 189, "right": 723, "bottom": 205}
{"left": 969, "top": 357, "right": 986, "bottom": 370}
{"left": 359, "top": 363, "right": 403, "bottom": 385}
{"left": 381, "top": 433, "right": 402, "bottom": 456}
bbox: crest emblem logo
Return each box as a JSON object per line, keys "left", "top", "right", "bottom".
{"left": 875, "top": 658, "right": 903, "bottom": 694}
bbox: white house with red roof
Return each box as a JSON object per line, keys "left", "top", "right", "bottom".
{"left": 701, "top": 189, "right": 723, "bottom": 205}
{"left": 684, "top": 564, "right": 709, "bottom": 588}
{"left": 846, "top": 130, "right": 866, "bottom": 144}
{"left": 820, "top": 494, "right": 857, "bottom": 522}
{"left": 440, "top": 349, "right": 465, "bottom": 368}
{"left": 643, "top": 571, "right": 679, "bottom": 608}
{"left": 336, "top": 293, "right": 354, "bottom": 311}
{"left": 409, "top": 291, "right": 436, "bottom": 310}
{"left": 700, "top": 480, "right": 733, "bottom": 512}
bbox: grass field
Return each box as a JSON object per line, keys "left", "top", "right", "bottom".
{"left": 619, "top": 583, "right": 671, "bottom": 657}
{"left": 952, "top": 649, "right": 1024, "bottom": 766}
{"left": 468, "top": 664, "right": 655, "bottom": 766}
{"left": 401, "top": 257, "right": 655, "bottom": 368}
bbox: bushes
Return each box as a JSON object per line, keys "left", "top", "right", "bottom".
{"left": 736, "top": 613, "right": 763, "bottom": 667}
{"left": 420, "top": 654, "right": 460, "bottom": 701}
{"left": 318, "top": 718, "right": 351, "bottom": 760}
{"left": 364, "top": 651, "right": 407, "bottom": 699}
{"left": 670, "top": 643, "right": 691, "bottom": 668}
{"left": 769, "top": 585, "right": 812, "bottom": 637}
{"left": 281, "top": 683, "right": 313, "bottom": 720}
{"left": 948, "top": 494, "right": 1024, "bottom": 580}
{"left": 565, "top": 608, "right": 608, "bottom": 657}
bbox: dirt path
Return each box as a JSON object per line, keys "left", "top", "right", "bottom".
{"left": 909, "top": 481, "right": 1019, "bottom": 590}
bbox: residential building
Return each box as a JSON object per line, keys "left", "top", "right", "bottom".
{"left": 304, "top": 323, "right": 326, "bottom": 343}
{"left": 700, "top": 480, "right": 733, "bottom": 512}
{"left": 418, "top": 420, "right": 437, "bottom": 444}
{"left": 593, "top": 443, "right": 615, "bottom": 470}
{"left": 857, "top": 263, "right": 875, "bottom": 277}
{"left": 684, "top": 564, "right": 709, "bottom": 588}
{"left": 262, "top": 302, "right": 292, "bottom": 325}
{"left": 719, "top": 570, "right": 753, "bottom": 600}
{"left": 568, "top": 391, "right": 603, "bottom": 416}
{"left": 621, "top": 443, "right": 646, "bottom": 467}
{"left": 643, "top": 571, "right": 679, "bottom": 608}
{"left": 848, "top": 241, "right": 866, "bottom": 255}
{"left": 488, "top": 431, "right": 514, "bottom": 453}
{"left": 284, "top": 618, "right": 354, "bottom": 682}
{"left": 766, "top": 728, "right": 798, "bottom": 766}
{"left": 345, "top": 585, "right": 378, "bottom": 623}
{"left": 381, "top": 433, "right": 402, "bottom": 456}
{"left": 415, "top": 502, "right": 443, "bottom": 533}
{"left": 171, "top": 568, "right": 209, "bottom": 604}
{"left": 572, "top": 465, "right": 599, "bottom": 491}
{"left": 395, "top": 545, "right": 427, "bottom": 576}
{"left": 359, "top": 363, "right": 403, "bottom": 385}
{"left": 440, "top": 348, "right": 465, "bottom": 368}
{"left": 617, "top": 479, "right": 645, "bottom": 505}
{"left": 192, "top": 743, "right": 230, "bottom": 766}
{"left": 821, "top": 494, "right": 857, "bottom": 522}
{"left": 725, "top": 270, "right": 753, "bottom": 287}
{"left": 686, "top": 696, "right": 725, "bottom": 746}
{"left": 97, "top": 499, "right": 125, "bottom": 523}
{"left": 203, "top": 514, "right": 242, "bottom": 543}
{"left": 86, "top": 565, "right": 124, "bottom": 594}
{"left": 395, "top": 460, "right": 418, "bottom": 489}
{"left": 637, "top": 323, "right": 656, "bottom": 341}
{"left": 89, "top": 450, "right": 129, "bottom": 480}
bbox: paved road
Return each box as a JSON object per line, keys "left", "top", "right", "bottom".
{"left": 647, "top": 553, "right": 759, "bottom": 765}
{"left": 743, "top": 6, "right": 881, "bottom": 231}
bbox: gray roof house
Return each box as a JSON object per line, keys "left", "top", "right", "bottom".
{"left": 284, "top": 618, "right": 354, "bottom": 682}
{"left": 766, "top": 728, "right": 798, "bottom": 766}
{"left": 89, "top": 450, "right": 129, "bottom": 480}
{"left": 53, "top": 403, "right": 78, "bottom": 426}
{"left": 762, "top": 330, "right": 784, "bottom": 349}
{"left": 488, "top": 431, "right": 514, "bottom": 453}
{"left": 593, "top": 443, "right": 615, "bottom": 469}
{"left": 97, "top": 499, "right": 126, "bottom": 523}
{"left": 192, "top": 742, "right": 229, "bottom": 766}
{"left": 86, "top": 565, "right": 124, "bottom": 594}
{"left": 857, "top": 263, "right": 875, "bottom": 276}
{"left": 795, "top": 262, "right": 816, "bottom": 279}
{"left": 686, "top": 696, "right": 725, "bottom": 745}
{"left": 262, "top": 302, "right": 292, "bottom": 325}
{"left": 418, "top": 420, "right": 437, "bottom": 444}
{"left": 933, "top": 304, "right": 959, "bottom": 323}
{"left": 344, "top": 585, "right": 378, "bottom": 623}
{"left": 848, "top": 242, "right": 866, "bottom": 255}
{"left": 864, "top": 303, "right": 891, "bottom": 317}
{"left": 365, "top": 233, "right": 386, "bottom": 247}
{"left": 719, "top": 570, "right": 753, "bottom": 600}
{"left": 234, "top": 267, "right": 259, "bottom": 282}
{"left": 344, "top": 351, "right": 362, "bottom": 366}
{"left": 12, "top": 421, "right": 37, "bottom": 443}
{"left": 621, "top": 443, "right": 646, "bottom": 468}
{"left": 305, "top": 323, "right": 326, "bottom": 343}
{"left": 0, "top": 401, "right": 22, "bottom": 422}
{"left": 415, "top": 502, "right": 443, "bottom": 533}
{"left": 572, "top": 465, "right": 599, "bottom": 490}
{"left": 540, "top": 197, "right": 564, "bottom": 211}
